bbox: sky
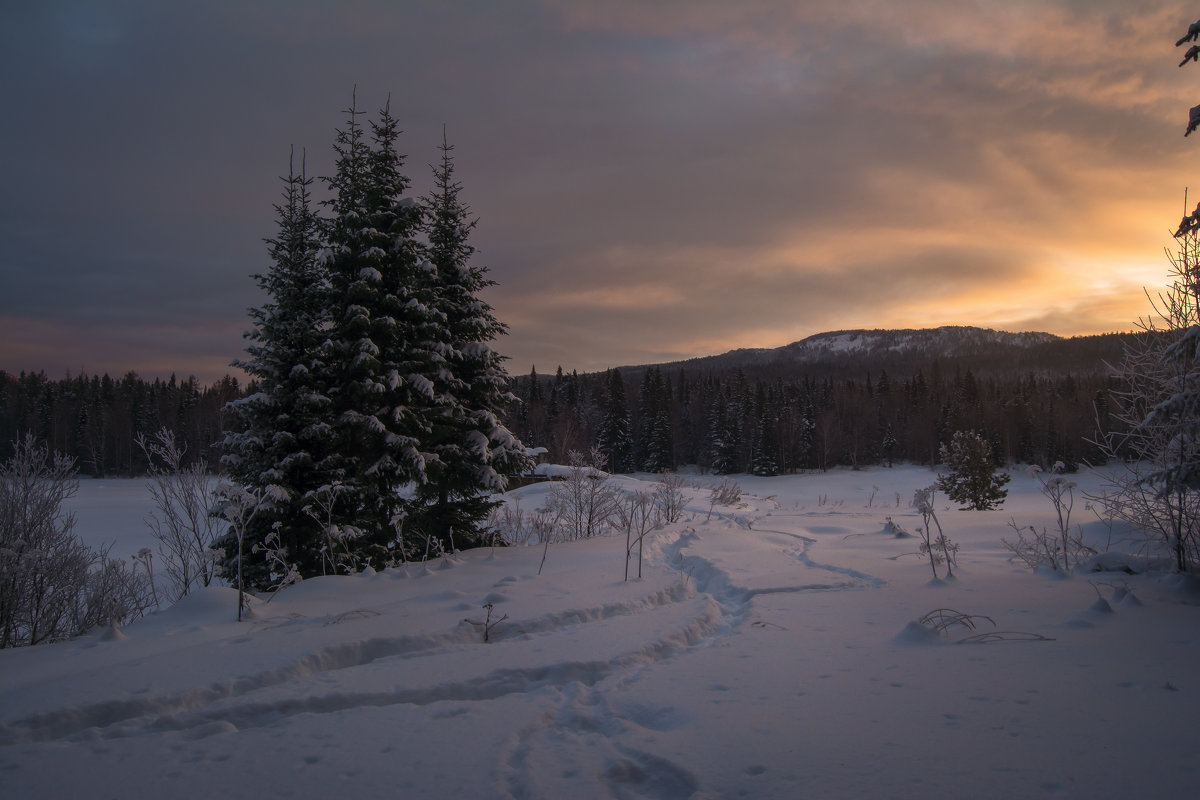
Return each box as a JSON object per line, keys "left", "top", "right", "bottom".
{"left": 2, "top": 0, "right": 1198, "bottom": 385}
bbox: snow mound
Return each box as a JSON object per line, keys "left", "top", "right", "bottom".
{"left": 893, "top": 620, "right": 943, "bottom": 646}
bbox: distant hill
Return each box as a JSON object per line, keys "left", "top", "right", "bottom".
{"left": 611, "top": 326, "right": 1134, "bottom": 381}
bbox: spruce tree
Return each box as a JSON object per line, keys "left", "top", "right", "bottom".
{"left": 750, "top": 383, "right": 779, "bottom": 476}
{"left": 222, "top": 147, "right": 331, "bottom": 588}
{"left": 639, "top": 367, "right": 673, "bottom": 473}
{"left": 597, "top": 368, "right": 633, "bottom": 473}
{"left": 407, "top": 131, "right": 527, "bottom": 552}
{"left": 322, "top": 95, "right": 440, "bottom": 563}
{"left": 936, "top": 430, "right": 1010, "bottom": 510}
{"left": 709, "top": 390, "right": 740, "bottom": 475}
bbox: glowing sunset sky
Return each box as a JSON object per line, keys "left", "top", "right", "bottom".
{"left": 2, "top": 1, "right": 1198, "bottom": 383}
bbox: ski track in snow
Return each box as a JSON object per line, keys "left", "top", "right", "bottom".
{"left": 2, "top": 499, "right": 883, "bottom": 799}
{"left": 0, "top": 582, "right": 715, "bottom": 745}
{"left": 496, "top": 511, "right": 888, "bottom": 799}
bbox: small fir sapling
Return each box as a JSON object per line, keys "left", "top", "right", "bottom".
{"left": 936, "top": 430, "right": 1010, "bottom": 511}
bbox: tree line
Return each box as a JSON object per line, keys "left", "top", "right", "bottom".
{"left": 2, "top": 343, "right": 1129, "bottom": 484}
{"left": 509, "top": 356, "right": 1123, "bottom": 475}
{"left": 0, "top": 369, "right": 240, "bottom": 477}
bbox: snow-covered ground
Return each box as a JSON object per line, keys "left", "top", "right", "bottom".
{"left": 3, "top": 466, "right": 1198, "bottom": 799}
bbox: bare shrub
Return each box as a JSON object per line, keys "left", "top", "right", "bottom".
{"left": 549, "top": 448, "right": 618, "bottom": 541}
{"left": 913, "top": 486, "right": 958, "bottom": 579}
{"left": 616, "top": 490, "right": 660, "bottom": 580}
{"left": 1089, "top": 224, "right": 1200, "bottom": 572}
{"left": 916, "top": 608, "right": 1054, "bottom": 644}
{"left": 1, "top": 435, "right": 151, "bottom": 647}
{"left": 75, "top": 544, "right": 155, "bottom": 635}
{"left": 464, "top": 602, "right": 508, "bottom": 643}
{"left": 139, "top": 428, "right": 225, "bottom": 599}
{"left": 1003, "top": 463, "right": 1092, "bottom": 572}
{"left": 653, "top": 471, "right": 687, "bottom": 523}
{"left": 488, "top": 499, "right": 534, "bottom": 546}
{"left": 706, "top": 477, "right": 741, "bottom": 521}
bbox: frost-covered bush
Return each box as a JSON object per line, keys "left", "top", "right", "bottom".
{"left": 1, "top": 435, "right": 151, "bottom": 647}
{"left": 301, "top": 481, "right": 364, "bottom": 575}
{"left": 216, "top": 481, "right": 287, "bottom": 621}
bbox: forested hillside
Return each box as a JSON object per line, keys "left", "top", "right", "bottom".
{"left": 507, "top": 329, "right": 1137, "bottom": 474}
{"left": 0, "top": 328, "right": 1138, "bottom": 477}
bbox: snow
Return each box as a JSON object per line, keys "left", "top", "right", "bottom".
{"left": 4, "top": 466, "right": 1199, "bottom": 798}
{"left": 533, "top": 461, "right": 609, "bottom": 480}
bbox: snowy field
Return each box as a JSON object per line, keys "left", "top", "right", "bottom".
{"left": 2, "top": 465, "right": 1199, "bottom": 799}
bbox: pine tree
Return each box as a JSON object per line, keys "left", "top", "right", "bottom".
{"left": 407, "top": 131, "right": 527, "bottom": 552}
{"left": 222, "top": 147, "right": 331, "bottom": 588}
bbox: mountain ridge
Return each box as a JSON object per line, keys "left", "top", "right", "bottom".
{"left": 605, "top": 325, "right": 1130, "bottom": 379}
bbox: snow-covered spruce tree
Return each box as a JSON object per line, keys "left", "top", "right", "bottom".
{"left": 320, "top": 96, "right": 447, "bottom": 564}
{"left": 221, "top": 149, "right": 333, "bottom": 589}
{"left": 405, "top": 132, "right": 528, "bottom": 554}
{"left": 936, "top": 430, "right": 1010, "bottom": 510}
{"left": 638, "top": 367, "right": 673, "bottom": 473}
{"left": 750, "top": 383, "right": 779, "bottom": 476}
{"left": 597, "top": 368, "right": 634, "bottom": 473}
{"left": 709, "top": 390, "right": 740, "bottom": 475}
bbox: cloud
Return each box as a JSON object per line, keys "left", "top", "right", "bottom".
{"left": 1, "top": 0, "right": 1193, "bottom": 382}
